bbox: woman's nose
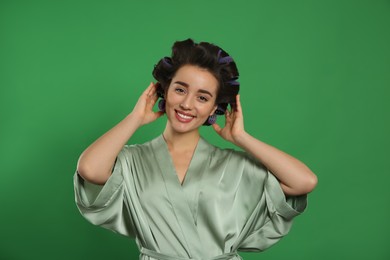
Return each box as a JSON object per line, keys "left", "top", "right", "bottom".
{"left": 180, "top": 95, "right": 194, "bottom": 110}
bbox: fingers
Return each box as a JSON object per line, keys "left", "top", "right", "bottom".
{"left": 212, "top": 123, "right": 222, "bottom": 135}
{"left": 146, "top": 95, "right": 159, "bottom": 112}
{"left": 225, "top": 108, "right": 234, "bottom": 123}
{"left": 230, "top": 95, "right": 243, "bottom": 120}
{"left": 152, "top": 111, "right": 165, "bottom": 120}
{"left": 235, "top": 94, "right": 242, "bottom": 113}
{"left": 143, "top": 82, "right": 154, "bottom": 96}
{"left": 144, "top": 82, "right": 160, "bottom": 99}
{"left": 144, "top": 83, "right": 159, "bottom": 105}
{"left": 149, "top": 88, "right": 159, "bottom": 102}
{"left": 228, "top": 96, "right": 240, "bottom": 112}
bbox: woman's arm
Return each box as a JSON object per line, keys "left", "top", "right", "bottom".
{"left": 77, "top": 83, "right": 163, "bottom": 185}
{"left": 212, "top": 95, "right": 317, "bottom": 196}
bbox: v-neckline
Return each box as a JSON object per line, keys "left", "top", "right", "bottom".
{"left": 162, "top": 135, "right": 201, "bottom": 187}
{"left": 151, "top": 134, "right": 211, "bottom": 257}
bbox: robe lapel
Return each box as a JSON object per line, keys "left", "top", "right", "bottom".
{"left": 181, "top": 137, "right": 210, "bottom": 226}
{"left": 151, "top": 135, "right": 210, "bottom": 258}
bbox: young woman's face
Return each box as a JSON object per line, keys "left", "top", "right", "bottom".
{"left": 165, "top": 65, "right": 218, "bottom": 134}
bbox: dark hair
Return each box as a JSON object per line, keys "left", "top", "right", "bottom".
{"left": 152, "top": 38, "right": 240, "bottom": 121}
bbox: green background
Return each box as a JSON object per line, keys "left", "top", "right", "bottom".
{"left": 1, "top": 0, "right": 389, "bottom": 259}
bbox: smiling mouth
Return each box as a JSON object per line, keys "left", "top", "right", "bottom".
{"left": 175, "top": 110, "right": 195, "bottom": 121}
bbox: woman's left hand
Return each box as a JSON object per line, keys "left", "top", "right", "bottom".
{"left": 212, "top": 94, "right": 247, "bottom": 146}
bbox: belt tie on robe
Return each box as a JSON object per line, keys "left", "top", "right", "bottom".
{"left": 140, "top": 248, "right": 242, "bottom": 260}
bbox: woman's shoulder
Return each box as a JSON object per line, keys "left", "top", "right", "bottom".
{"left": 120, "top": 136, "right": 160, "bottom": 157}
{"left": 201, "top": 137, "right": 248, "bottom": 160}
{"left": 201, "top": 137, "right": 265, "bottom": 168}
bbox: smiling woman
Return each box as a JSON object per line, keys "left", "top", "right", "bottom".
{"left": 73, "top": 38, "right": 317, "bottom": 259}
{"left": 164, "top": 65, "right": 219, "bottom": 134}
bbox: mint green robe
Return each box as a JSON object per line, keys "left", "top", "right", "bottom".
{"left": 74, "top": 135, "right": 307, "bottom": 260}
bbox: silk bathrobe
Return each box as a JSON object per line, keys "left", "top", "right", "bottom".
{"left": 74, "top": 135, "right": 307, "bottom": 259}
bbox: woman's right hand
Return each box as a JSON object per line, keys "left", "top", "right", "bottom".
{"left": 77, "top": 82, "right": 164, "bottom": 185}
{"left": 130, "top": 82, "right": 164, "bottom": 127}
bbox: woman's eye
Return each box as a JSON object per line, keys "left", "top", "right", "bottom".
{"left": 175, "top": 88, "right": 185, "bottom": 94}
{"left": 198, "top": 96, "right": 209, "bottom": 102}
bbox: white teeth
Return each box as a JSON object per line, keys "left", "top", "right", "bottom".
{"left": 177, "top": 112, "right": 193, "bottom": 119}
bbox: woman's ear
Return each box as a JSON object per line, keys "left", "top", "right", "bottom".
{"left": 210, "top": 105, "right": 218, "bottom": 116}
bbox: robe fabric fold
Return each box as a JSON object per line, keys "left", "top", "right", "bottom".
{"left": 74, "top": 135, "right": 307, "bottom": 259}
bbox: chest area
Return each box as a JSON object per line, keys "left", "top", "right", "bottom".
{"left": 169, "top": 149, "right": 195, "bottom": 184}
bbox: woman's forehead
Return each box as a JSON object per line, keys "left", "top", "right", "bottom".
{"left": 171, "top": 65, "right": 218, "bottom": 94}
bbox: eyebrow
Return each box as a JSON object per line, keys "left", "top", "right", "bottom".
{"left": 174, "top": 81, "right": 214, "bottom": 97}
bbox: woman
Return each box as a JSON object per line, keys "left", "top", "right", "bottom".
{"left": 74, "top": 39, "right": 317, "bottom": 260}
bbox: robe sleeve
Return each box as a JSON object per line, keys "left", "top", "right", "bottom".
{"left": 73, "top": 147, "right": 136, "bottom": 238}
{"left": 237, "top": 153, "right": 308, "bottom": 252}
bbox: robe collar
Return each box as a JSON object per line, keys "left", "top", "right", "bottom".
{"left": 151, "top": 134, "right": 211, "bottom": 258}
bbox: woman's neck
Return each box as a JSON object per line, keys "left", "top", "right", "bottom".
{"left": 162, "top": 126, "right": 200, "bottom": 152}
